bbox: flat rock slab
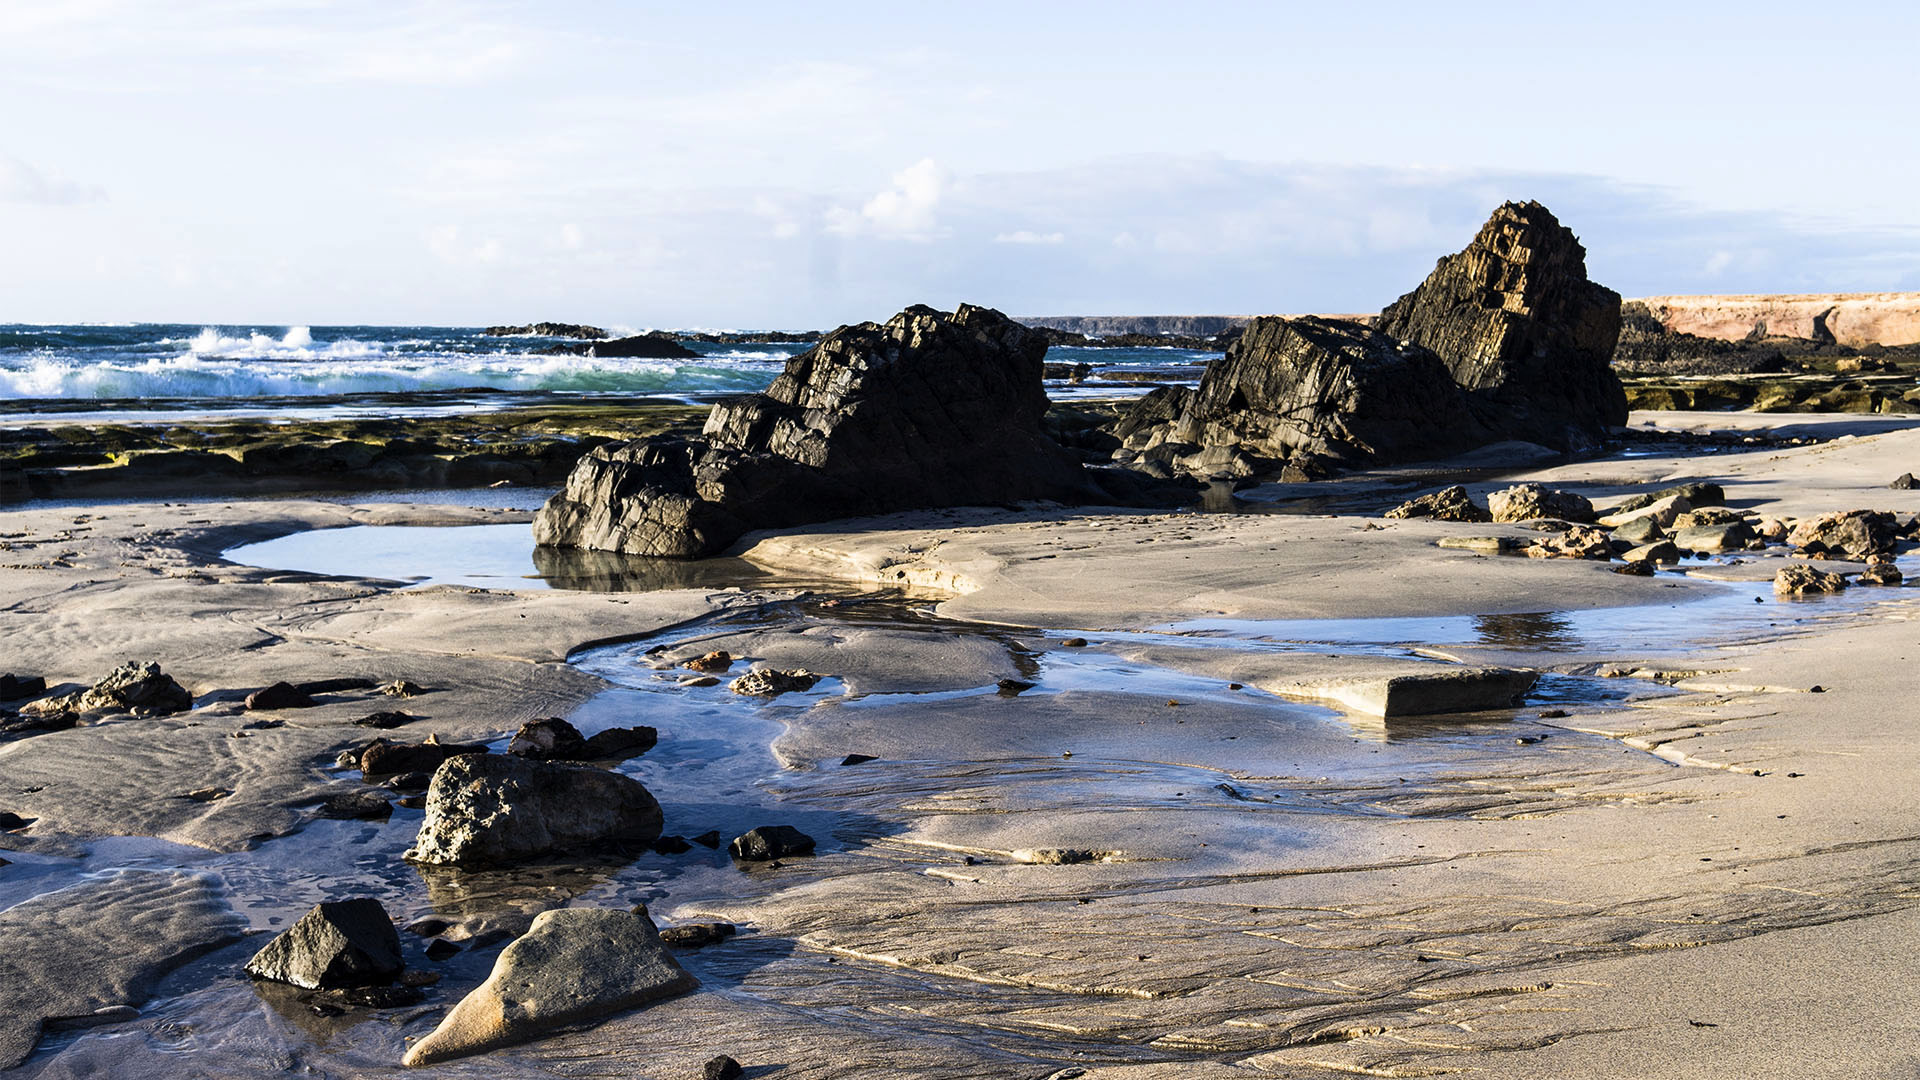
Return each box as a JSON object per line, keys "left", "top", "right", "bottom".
{"left": 402, "top": 907, "right": 696, "bottom": 1066}
{"left": 0, "top": 869, "right": 245, "bottom": 1069}
{"left": 1294, "top": 666, "right": 1539, "bottom": 718}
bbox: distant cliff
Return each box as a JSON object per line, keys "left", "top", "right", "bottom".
{"left": 1636, "top": 293, "right": 1920, "bottom": 348}
{"left": 1020, "top": 313, "right": 1374, "bottom": 338}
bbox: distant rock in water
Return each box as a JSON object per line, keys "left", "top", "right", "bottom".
{"left": 541, "top": 333, "right": 698, "bottom": 360}
{"left": 482, "top": 322, "right": 609, "bottom": 339}
{"left": 1114, "top": 201, "right": 1626, "bottom": 479}
{"left": 535, "top": 304, "right": 1157, "bottom": 558}
{"left": 1375, "top": 200, "right": 1626, "bottom": 451}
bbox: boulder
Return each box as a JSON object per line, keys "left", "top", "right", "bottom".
{"left": 1610, "top": 515, "right": 1664, "bottom": 546}
{"left": 22, "top": 660, "right": 191, "bottom": 716}
{"left": 534, "top": 304, "right": 1116, "bottom": 558}
{"left": 1623, "top": 540, "right": 1682, "bottom": 565}
{"left": 1672, "top": 507, "right": 1746, "bottom": 529}
{"left": 481, "top": 322, "right": 609, "bottom": 339}
{"left": 401, "top": 908, "right": 696, "bottom": 1066}
{"left": 684, "top": 650, "right": 734, "bottom": 673}
{"left": 1613, "top": 482, "right": 1725, "bottom": 514}
{"left": 1892, "top": 472, "right": 1918, "bottom": 490}
{"left": 403, "top": 753, "right": 664, "bottom": 867}
{"left": 244, "top": 681, "right": 316, "bottom": 711}
{"left": 1598, "top": 494, "right": 1693, "bottom": 530}
{"left": 1521, "top": 526, "right": 1613, "bottom": 560}
{"left": 729, "top": 825, "right": 816, "bottom": 861}
{"left": 1788, "top": 510, "right": 1899, "bottom": 558}
{"left": 1375, "top": 200, "right": 1626, "bottom": 451}
{"left": 1384, "top": 485, "right": 1491, "bottom": 523}
{"left": 506, "top": 717, "right": 589, "bottom": 760}
{"left": 1861, "top": 558, "right": 1904, "bottom": 586}
{"left": 1775, "top": 564, "right": 1849, "bottom": 596}
{"left": 1674, "top": 522, "right": 1755, "bottom": 554}
{"left": 1488, "top": 483, "right": 1595, "bottom": 523}
{"left": 705, "top": 1055, "right": 745, "bottom": 1080}
{"left": 583, "top": 726, "right": 658, "bottom": 760}
{"left": 244, "top": 898, "right": 402, "bottom": 990}
{"left": 1112, "top": 316, "right": 1484, "bottom": 475}
{"left": 360, "top": 736, "right": 488, "bottom": 778}
{"left": 541, "top": 334, "right": 697, "bottom": 359}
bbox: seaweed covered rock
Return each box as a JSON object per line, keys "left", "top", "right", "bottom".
{"left": 535, "top": 304, "right": 1116, "bottom": 558}
{"left": 1113, "top": 316, "right": 1482, "bottom": 476}
{"left": 1376, "top": 200, "right": 1626, "bottom": 451}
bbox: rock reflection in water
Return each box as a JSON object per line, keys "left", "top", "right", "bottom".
{"left": 1472, "top": 611, "right": 1576, "bottom": 651}
{"left": 411, "top": 858, "right": 627, "bottom": 941}
{"left": 531, "top": 545, "right": 777, "bottom": 592}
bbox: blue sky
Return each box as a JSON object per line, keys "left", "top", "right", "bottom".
{"left": 3, "top": 1, "right": 1917, "bottom": 326}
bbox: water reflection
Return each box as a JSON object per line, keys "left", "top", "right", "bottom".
{"left": 1471, "top": 611, "right": 1577, "bottom": 651}
{"left": 532, "top": 544, "right": 779, "bottom": 592}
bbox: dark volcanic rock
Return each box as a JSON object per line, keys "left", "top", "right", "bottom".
{"left": 534, "top": 304, "right": 1128, "bottom": 558}
{"left": 482, "top": 322, "right": 609, "bottom": 339}
{"left": 542, "top": 334, "right": 698, "bottom": 360}
{"left": 1375, "top": 200, "right": 1626, "bottom": 451}
{"left": 359, "top": 736, "right": 487, "bottom": 778}
{"left": 729, "top": 824, "right": 815, "bottom": 861}
{"left": 583, "top": 725, "right": 657, "bottom": 760}
{"left": 0, "top": 674, "right": 45, "bottom": 701}
{"left": 244, "top": 898, "right": 403, "bottom": 990}
{"left": 403, "top": 753, "right": 665, "bottom": 866}
{"left": 1114, "top": 316, "right": 1482, "bottom": 476}
{"left": 706, "top": 1055, "right": 745, "bottom": 1080}
{"left": 245, "top": 681, "right": 316, "bottom": 711}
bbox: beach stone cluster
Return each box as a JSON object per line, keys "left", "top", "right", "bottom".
{"left": 1116, "top": 201, "right": 1627, "bottom": 480}
{"left": 534, "top": 303, "right": 1156, "bottom": 558}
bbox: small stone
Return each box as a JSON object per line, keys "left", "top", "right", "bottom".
{"left": 407, "top": 918, "right": 450, "bottom": 937}
{"left": 506, "top": 717, "right": 589, "bottom": 760}
{"left": 705, "top": 1055, "right": 745, "bottom": 1080}
{"left": 244, "top": 898, "right": 403, "bottom": 990}
{"left": 352, "top": 711, "right": 416, "bottom": 729}
{"left": 400, "top": 970, "right": 441, "bottom": 987}
{"left": 1014, "top": 848, "right": 1099, "bottom": 865}
{"left": 582, "top": 725, "right": 657, "bottom": 760}
{"left": 178, "top": 787, "right": 231, "bottom": 802}
{"left": 425, "top": 939, "right": 461, "bottom": 961}
{"left": 400, "top": 908, "right": 696, "bottom": 1066}
{"left": 23, "top": 660, "right": 191, "bottom": 717}
{"left": 360, "top": 736, "right": 488, "bottom": 778}
{"left": 691, "top": 830, "right": 722, "bottom": 849}
{"left": 840, "top": 753, "right": 877, "bottom": 766}
{"left": 244, "top": 681, "right": 316, "bottom": 711}
{"left": 996, "top": 678, "right": 1036, "bottom": 696}
{"left": 1612, "top": 559, "right": 1656, "bottom": 576}
{"left": 652, "top": 834, "right": 692, "bottom": 854}
{"left": 1384, "top": 485, "right": 1490, "bottom": 523}
{"left": 679, "top": 675, "right": 721, "bottom": 688}
{"left": 1891, "top": 472, "right": 1918, "bottom": 490}
{"left": 1487, "top": 483, "right": 1595, "bottom": 524}
{"left": 379, "top": 679, "right": 426, "bottom": 698}
{"left": 1860, "top": 560, "right": 1904, "bottom": 586}
{"left": 684, "top": 650, "right": 734, "bottom": 673}
{"left": 316, "top": 790, "right": 393, "bottom": 821}
{"left": 728, "top": 668, "right": 821, "bottom": 696}
{"left": 1623, "top": 540, "right": 1681, "bottom": 565}
{"left": 1775, "top": 564, "right": 1849, "bottom": 596}
{"left": 0, "top": 811, "right": 34, "bottom": 831}
{"left": 729, "top": 825, "right": 815, "bottom": 862}
{"left": 1060, "top": 638, "right": 1089, "bottom": 648}
{"left": 658, "top": 922, "right": 737, "bottom": 948}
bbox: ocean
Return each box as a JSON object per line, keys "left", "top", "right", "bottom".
{"left": 0, "top": 324, "right": 1215, "bottom": 421}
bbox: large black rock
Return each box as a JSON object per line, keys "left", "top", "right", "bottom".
{"left": 244, "top": 898, "right": 403, "bottom": 989}
{"left": 1113, "top": 316, "right": 1484, "bottom": 476}
{"left": 534, "top": 304, "right": 1116, "bottom": 557}
{"left": 1375, "top": 199, "right": 1626, "bottom": 450}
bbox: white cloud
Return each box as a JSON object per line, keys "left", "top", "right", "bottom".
{"left": 1705, "top": 250, "right": 1734, "bottom": 275}
{"left": 426, "top": 225, "right": 504, "bottom": 266}
{"left": 994, "top": 230, "right": 1065, "bottom": 245}
{"left": 0, "top": 157, "right": 105, "bottom": 204}
{"left": 830, "top": 157, "right": 948, "bottom": 240}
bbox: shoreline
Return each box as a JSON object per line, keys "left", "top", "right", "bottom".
{"left": 2, "top": 414, "right": 1920, "bottom": 1075}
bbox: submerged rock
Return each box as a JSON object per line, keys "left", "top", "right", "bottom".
{"left": 1487, "top": 483, "right": 1595, "bottom": 524}
{"left": 1861, "top": 555, "right": 1904, "bottom": 586}
{"left": 729, "top": 824, "right": 815, "bottom": 861}
{"left": 507, "top": 717, "right": 656, "bottom": 761}
{"left": 244, "top": 898, "right": 403, "bottom": 990}
{"left": 658, "top": 922, "right": 737, "bottom": 949}
{"left": 684, "top": 650, "right": 734, "bottom": 673}
{"left": 24, "top": 660, "right": 192, "bottom": 716}
{"left": 1384, "top": 485, "right": 1491, "bottom": 523}
{"left": 1375, "top": 200, "right": 1626, "bottom": 451}
{"left": 1775, "top": 564, "right": 1849, "bottom": 596}
{"left": 404, "top": 753, "right": 664, "bottom": 867}
{"left": 533, "top": 304, "right": 1125, "bottom": 558}
{"left": 401, "top": 907, "right": 696, "bottom": 1066}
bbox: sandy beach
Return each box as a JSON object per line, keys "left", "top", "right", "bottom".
{"left": 0, "top": 409, "right": 1912, "bottom": 1077}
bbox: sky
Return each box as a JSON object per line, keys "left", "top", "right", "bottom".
{"left": 3, "top": 0, "right": 1918, "bottom": 327}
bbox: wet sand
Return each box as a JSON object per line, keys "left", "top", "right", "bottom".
{"left": 3, "top": 413, "right": 1920, "bottom": 1076}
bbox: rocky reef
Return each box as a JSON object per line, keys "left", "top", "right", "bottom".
{"left": 535, "top": 304, "right": 1157, "bottom": 558}
{"left": 1115, "top": 201, "right": 1626, "bottom": 479}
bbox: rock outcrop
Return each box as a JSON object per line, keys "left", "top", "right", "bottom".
{"left": 1636, "top": 293, "right": 1920, "bottom": 349}
{"left": 23, "top": 661, "right": 192, "bottom": 716}
{"left": 403, "top": 753, "right": 664, "bottom": 867}
{"left": 482, "top": 322, "right": 609, "bottom": 339}
{"left": 1113, "top": 316, "right": 1482, "bottom": 477}
{"left": 1114, "top": 202, "right": 1626, "bottom": 479}
{"left": 1375, "top": 200, "right": 1625, "bottom": 451}
{"left": 540, "top": 333, "right": 698, "bottom": 359}
{"left": 535, "top": 304, "right": 1126, "bottom": 558}
{"left": 401, "top": 908, "right": 695, "bottom": 1066}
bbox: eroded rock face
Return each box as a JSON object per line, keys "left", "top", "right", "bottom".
{"left": 1487, "top": 483, "right": 1595, "bottom": 523}
{"left": 534, "top": 304, "right": 1109, "bottom": 558}
{"left": 1384, "top": 485, "right": 1490, "bottom": 523}
{"left": 1788, "top": 510, "right": 1898, "bottom": 558}
{"left": 1113, "top": 316, "right": 1481, "bottom": 475}
{"left": 401, "top": 907, "right": 695, "bottom": 1066}
{"left": 404, "top": 754, "right": 664, "bottom": 867}
{"left": 24, "top": 660, "right": 191, "bottom": 716}
{"left": 244, "top": 898, "right": 402, "bottom": 990}
{"left": 1776, "top": 564, "right": 1848, "bottom": 595}
{"left": 1376, "top": 200, "right": 1626, "bottom": 451}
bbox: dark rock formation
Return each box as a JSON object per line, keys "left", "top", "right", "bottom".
{"left": 482, "top": 322, "right": 609, "bottom": 339}
{"left": 1376, "top": 200, "right": 1626, "bottom": 451}
{"left": 1611, "top": 302, "right": 1792, "bottom": 375}
{"left": 729, "top": 668, "right": 820, "bottom": 696}
{"left": 244, "top": 898, "right": 403, "bottom": 990}
{"left": 359, "top": 736, "right": 488, "bottom": 779}
{"left": 705, "top": 1054, "right": 746, "bottom": 1080}
{"left": 729, "top": 824, "right": 815, "bottom": 861}
{"left": 0, "top": 674, "right": 44, "bottom": 701}
{"left": 1487, "top": 483, "right": 1595, "bottom": 523}
{"left": 659, "top": 922, "right": 737, "bottom": 948}
{"left": 244, "top": 681, "right": 316, "bottom": 711}
{"left": 403, "top": 753, "right": 665, "bottom": 866}
{"left": 542, "top": 334, "right": 699, "bottom": 360}
{"left": 1788, "top": 510, "right": 1899, "bottom": 558}
{"left": 505, "top": 717, "right": 656, "bottom": 762}
{"left": 535, "top": 304, "right": 1136, "bottom": 558}
{"left": 1114, "top": 316, "right": 1482, "bottom": 477}
{"left": 1384, "top": 485, "right": 1491, "bottom": 523}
